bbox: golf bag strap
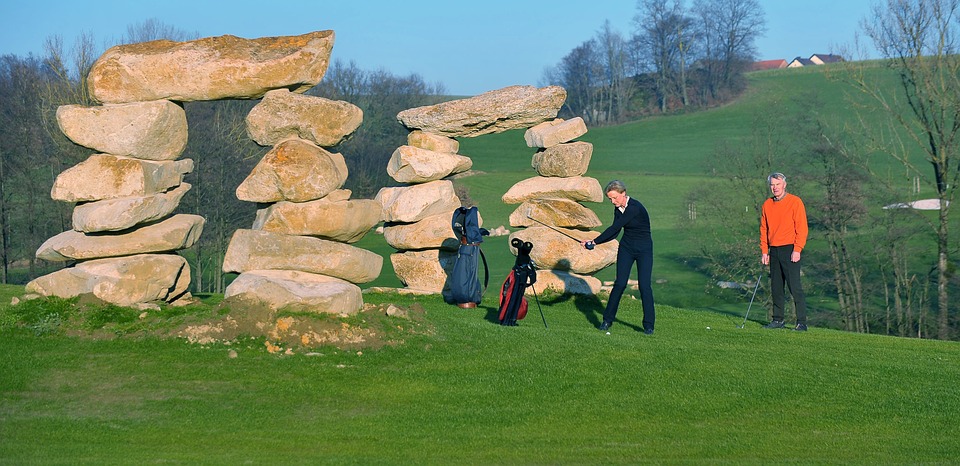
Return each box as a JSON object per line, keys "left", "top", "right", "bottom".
{"left": 479, "top": 246, "right": 489, "bottom": 294}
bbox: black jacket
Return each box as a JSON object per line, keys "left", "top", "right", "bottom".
{"left": 594, "top": 197, "right": 652, "bottom": 246}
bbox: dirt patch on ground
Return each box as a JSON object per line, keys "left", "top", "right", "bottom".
{"left": 175, "top": 296, "right": 431, "bottom": 354}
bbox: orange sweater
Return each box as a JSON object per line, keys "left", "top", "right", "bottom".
{"left": 760, "top": 193, "right": 808, "bottom": 254}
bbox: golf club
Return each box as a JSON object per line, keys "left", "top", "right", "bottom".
{"left": 525, "top": 214, "right": 594, "bottom": 249}
{"left": 738, "top": 275, "right": 761, "bottom": 328}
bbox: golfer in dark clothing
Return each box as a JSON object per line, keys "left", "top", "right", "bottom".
{"left": 582, "top": 180, "right": 656, "bottom": 334}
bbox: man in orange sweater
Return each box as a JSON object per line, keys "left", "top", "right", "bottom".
{"left": 760, "top": 172, "right": 808, "bottom": 331}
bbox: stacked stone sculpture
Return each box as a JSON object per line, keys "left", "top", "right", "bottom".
{"left": 26, "top": 30, "right": 361, "bottom": 309}
{"left": 502, "top": 117, "right": 617, "bottom": 295}
{"left": 222, "top": 88, "right": 383, "bottom": 315}
{"left": 387, "top": 85, "right": 567, "bottom": 294}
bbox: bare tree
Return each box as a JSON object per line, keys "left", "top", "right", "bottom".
{"left": 692, "top": 0, "right": 765, "bottom": 101}
{"left": 543, "top": 40, "right": 602, "bottom": 123}
{"left": 594, "top": 21, "right": 637, "bottom": 123}
{"left": 123, "top": 18, "right": 199, "bottom": 44}
{"left": 855, "top": 0, "right": 960, "bottom": 339}
{"left": 634, "top": 0, "right": 690, "bottom": 113}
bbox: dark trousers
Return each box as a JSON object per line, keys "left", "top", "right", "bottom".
{"left": 603, "top": 240, "right": 655, "bottom": 330}
{"left": 768, "top": 245, "right": 807, "bottom": 324}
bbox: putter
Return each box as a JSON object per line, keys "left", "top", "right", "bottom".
{"left": 525, "top": 214, "right": 594, "bottom": 249}
{"left": 738, "top": 275, "right": 761, "bottom": 328}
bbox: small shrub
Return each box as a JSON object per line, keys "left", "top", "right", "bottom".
{"left": 83, "top": 304, "right": 140, "bottom": 331}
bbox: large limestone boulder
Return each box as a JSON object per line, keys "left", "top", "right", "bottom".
{"left": 376, "top": 180, "right": 460, "bottom": 223}
{"left": 37, "top": 214, "right": 205, "bottom": 262}
{"left": 236, "top": 138, "right": 347, "bottom": 203}
{"left": 407, "top": 130, "right": 459, "bottom": 153}
{"left": 25, "top": 254, "right": 190, "bottom": 305}
{"left": 530, "top": 269, "right": 602, "bottom": 296}
{"left": 51, "top": 155, "right": 193, "bottom": 202}
{"left": 390, "top": 249, "right": 458, "bottom": 292}
{"left": 386, "top": 145, "right": 473, "bottom": 183}
{"left": 382, "top": 210, "right": 482, "bottom": 251}
{"left": 245, "top": 89, "right": 362, "bottom": 147}
{"left": 73, "top": 183, "right": 191, "bottom": 233}
{"left": 88, "top": 31, "right": 335, "bottom": 104}
{"left": 502, "top": 176, "right": 603, "bottom": 204}
{"left": 508, "top": 198, "right": 601, "bottom": 229}
{"left": 524, "top": 117, "right": 588, "bottom": 148}
{"left": 509, "top": 226, "right": 617, "bottom": 274}
{"left": 224, "top": 269, "right": 363, "bottom": 315}
{"left": 56, "top": 100, "right": 188, "bottom": 161}
{"left": 396, "top": 85, "right": 567, "bottom": 138}
{"left": 222, "top": 229, "right": 382, "bottom": 284}
{"left": 253, "top": 197, "right": 381, "bottom": 243}
{"left": 531, "top": 141, "right": 593, "bottom": 177}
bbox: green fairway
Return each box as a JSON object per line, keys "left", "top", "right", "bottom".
{"left": 1, "top": 287, "right": 957, "bottom": 464}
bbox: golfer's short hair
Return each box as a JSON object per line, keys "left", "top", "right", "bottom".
{"left": 605, "top": 180, "right": 626, "bottom": 194}
{"left": 768, "top": 172, "right": 787, "bottom": 183}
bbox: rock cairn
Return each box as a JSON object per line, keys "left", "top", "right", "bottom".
{"left": 26, "top": 31, "right": 359, "bottom": 309}
{"left": 502, "top": 117, "right": 617, "bottom": 295}
{"left": 223, "top": 87, "right": 383, "bottom": 315}
{"left": 386, "top": 85, "right": 567, "bottom": 294}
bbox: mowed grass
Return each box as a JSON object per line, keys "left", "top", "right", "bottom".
{"left": 5, "top": 63, "right": 959, "bottom": 464}
{"left": 1, "top": 285, "right": 957, "bottom": 464}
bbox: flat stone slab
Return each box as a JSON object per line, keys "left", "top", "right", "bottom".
{"left": 390, "top": 249, "right": 458, "bottom": 293}
{"left": 88, "top": 31, "right": 335, "bottom": 103}
{"left": 509, "top": 198, "right": 601, "bottom": 229}
{"left": 25, "top": 254, "right": 190, "bottom": 305}
{"left": 246, "top": 88, "right": 362, "bottom": 147}
{"left": 502, "top": 176, "right": 603, "bottom": 204}
{"left": 72, "top": 183, "right": 191, "bottom": 233}
{"left": 253, "top": 197, "right": 381, "bottom": 243}
{"left": 386, "top": 145, "right": 472, "bottom": 183}
{"left": 396, "top": 85, "right": 566, "bottom": 137}
{"left": 57, "top": 100, "right": 188, "bottom": 161}
{"left": 51, "top": 154, "right": 193, "bottom": 202}
{"left": 530, "top": 269, "right": 602, "bottom": 296}
{"left": 376, "top": 180, "right": 460, "bottom": 223}
{"left": 224, "top": 269, "right": 363, "bottom": 315}
{"left": 37, "top": 214, "right": 205, "bottom": 262}
{"left": 222, "top": 229, "right": 382, "bottom": 284}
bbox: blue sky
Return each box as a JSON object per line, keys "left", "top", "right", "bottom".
{"left": 2, "top": 0, "right": 877, "bottom": 95}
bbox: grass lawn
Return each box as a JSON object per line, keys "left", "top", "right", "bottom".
{"left": 1, "top": 284, "right": 957, "bottom": 464}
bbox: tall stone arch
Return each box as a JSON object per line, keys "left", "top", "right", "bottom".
{"left": 385, "top": 87, "right": 616, "bottom": 298}
{"left": 26, "top": 31, "right": 381, "bottom": 313}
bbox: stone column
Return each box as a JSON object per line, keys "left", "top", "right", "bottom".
{"left": 502, "top": 117, "right": 617, "bottom": 295}
{"left": 390, "top": 85, "right": 570, "bottom": 296}
{"left": 222, "top": 89, "right": 380, "bottom": 315}
{"left": 26, "top": 31, "right": 338, "bottom": 308}
{"left": 26, "top": 100, "right": 199, "bottom": 307}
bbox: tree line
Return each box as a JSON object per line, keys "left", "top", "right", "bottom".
{"left": 542, "top": 0, "right": 765, "bottom": 125}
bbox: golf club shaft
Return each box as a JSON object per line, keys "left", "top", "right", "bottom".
{"left": 525, "top": 214, "right": 585, "bottom": 244}
{"left": 740, "top": 275, "right": 761, "bottom": 327}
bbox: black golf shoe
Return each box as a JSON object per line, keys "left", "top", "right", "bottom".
{"left": 763, "top": 320, "right": 785, "bottom": 329}
{"left": 794, "top": 323, "right": 808, "bottom": 332}
{"left": 643, "top": 328, "right": 654, "bottom": 335}
{"left": 599, "top": 321, "right": 612, "bottom": 331}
